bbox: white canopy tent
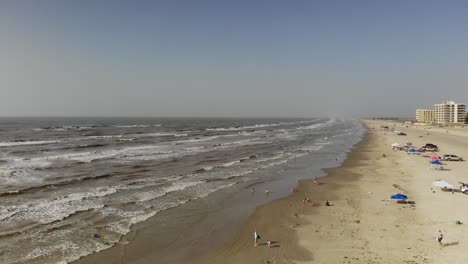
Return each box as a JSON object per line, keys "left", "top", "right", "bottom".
{"left": 432, "top": 180, "right": 454, "bottom": 189}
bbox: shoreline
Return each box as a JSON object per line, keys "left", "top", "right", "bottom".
{"left": 73, "top": 123, "right": 365, "bottom": 264}
{"left": 190, "top": 125, "right": 371, "bottom": 264}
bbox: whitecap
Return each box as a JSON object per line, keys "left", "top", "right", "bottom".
{"left": 0, "top": 140, "right": 59, "bottom": 147}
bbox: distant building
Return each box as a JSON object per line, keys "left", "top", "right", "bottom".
{"left": 434, "top": 101, "right": 466, "bottom": 124}
{"left": 415, "top": 109, "right": 435, "bottom": 123}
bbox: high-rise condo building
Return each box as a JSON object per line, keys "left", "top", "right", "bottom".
{"left": 415, "top": 109, "right": 435, "bottom": 123}
{"left": 434, "top": 101, "right": 466, "bottom": 124}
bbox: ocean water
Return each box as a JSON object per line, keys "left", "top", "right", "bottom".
{"left": 0, "top": 117, "right": 364, "bottom": 263}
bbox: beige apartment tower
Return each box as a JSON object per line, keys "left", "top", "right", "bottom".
{"left": 434, "top": 101, "right": 467, "bottom": 124}
{"left": 415, "top": 109, "right": 435, "bottom": 123}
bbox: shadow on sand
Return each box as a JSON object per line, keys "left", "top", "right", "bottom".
{"left": 442, "top": 241, "right": 459, "bottom": 247}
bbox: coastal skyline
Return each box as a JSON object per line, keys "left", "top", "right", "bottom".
{"left": 2, "top": 1, "right": 468, "bottom": 118}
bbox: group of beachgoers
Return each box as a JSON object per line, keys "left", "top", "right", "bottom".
{"left": 387, "top": 127, "right": 454, "bottom": 247}
{"left": 249, "top": 187, "right": 271, "bottom": 196}
{"left": 251, "top": 177, "right": 333, "bottom": 248}
{"left": 253, "top": 230, "right": 271, "bottom": 248}
{"left": 301, "top": 197, "right": 331, "bottom": 207}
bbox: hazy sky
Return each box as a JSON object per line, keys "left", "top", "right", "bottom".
{"left": 1, "top": 1, "right": 468, "bottom": 118}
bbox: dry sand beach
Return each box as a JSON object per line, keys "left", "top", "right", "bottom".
{"left": 190, "top": 120, "right": 468, "bottom": 264}
{"left": 76, "top": 120, "right": 468, "bottom": 264}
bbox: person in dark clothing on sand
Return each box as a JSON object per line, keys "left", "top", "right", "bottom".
{"left": 437, "top": 230, "right": 444, "bottom": 245}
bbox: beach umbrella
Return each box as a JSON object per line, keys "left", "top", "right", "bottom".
{"left": 430, "top": 155, "right": 439, "bottom": 161}
{"left": 416, "top": 149, "right": 425, "bottom": 153}
{"left": 392, "top": 143, "right": 399, "bottom": 147}
{"left": 406, "top": 142, "right": 413, "bottom": 146}
{"left": 431, "top": 160, "right": 443, "bottom": 165}
{"left": 432, "top": 180, "right": 454, "bottom": 189}
{"left": 408, "top": 149, "right": 417, "bottom": 153}
{"left": 390, "top": 193, "right": 408, "bottom": 200}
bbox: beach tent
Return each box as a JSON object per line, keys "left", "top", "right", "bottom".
{"left": 390, "top": 193, "right": 408, "bottom": 200}
{"left": 432, "top": 180, "right": 454, "bottom": 189}
{"left": 431, "top": 160, "right": 443, "bottom": 165}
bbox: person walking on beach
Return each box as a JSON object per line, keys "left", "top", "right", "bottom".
{"left": 254, "top": 230, "right": 261, "bottom": 247}
{"left": 437, "top": 230, "right": 444, "bottom": 245}
{"left": 265, "top": 188, "right": 270, "bottom": 196}
{"left": 313, "top": 176, "right": 319, "bottom": 185}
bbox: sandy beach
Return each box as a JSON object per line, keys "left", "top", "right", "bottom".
{"left": 74, "top": 120, "right": 468, "bottom": 264}
{"left": 190, "top": 120, "right": 468, "bottom": 264}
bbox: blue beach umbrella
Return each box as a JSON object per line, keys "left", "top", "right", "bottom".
{"left": 431, "top": 160, "right": 443, "bottom": 165}
{"left": 390, "top": 193, "right": 408, "bottom": 200}
{"left": 408, "top": 149, "right": 418, "bottom": 154}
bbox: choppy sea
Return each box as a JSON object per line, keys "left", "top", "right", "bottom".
{"left": 0, "top": 117, "right": 364, "bottom": 263}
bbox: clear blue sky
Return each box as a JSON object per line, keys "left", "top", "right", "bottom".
{"left": 1, "top": 0, "right": 467, "bottom": 117}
